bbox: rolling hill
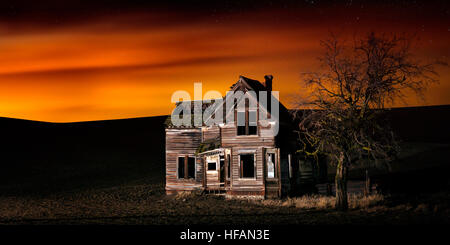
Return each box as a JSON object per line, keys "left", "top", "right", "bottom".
{"left": 0, "top": 116, "right": 167, "bottom": 196}
{"left": 0, "top": 105, "right": 448, "bottom": 197}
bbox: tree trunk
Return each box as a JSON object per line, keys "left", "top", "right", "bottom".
{"left": 364, "top": 169, "right": 371, "bottom": 196}
{"left": 335, "top": 153, "right": 348, "bottom": 211}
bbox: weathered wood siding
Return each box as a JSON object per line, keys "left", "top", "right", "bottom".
{"left": 229, "top": 147, "right": 264, "bottom": 195}
{"left": 202, "top": 126, "right": 220, "bottom": 142}
{"left": 164, "top": 79, "right": 302, "bottom": 197}
{"left": 165, "top": 128, "right": 203, "bottom": 194}
{"left": 221, "top": 123, "right": 276, "bottom": 196}
{"left": 221, "top": 124, "right": 275, "bottom": 148}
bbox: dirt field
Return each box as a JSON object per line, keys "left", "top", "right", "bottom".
{"left": 0, "top": 180, "right": 448, "bottom": 225}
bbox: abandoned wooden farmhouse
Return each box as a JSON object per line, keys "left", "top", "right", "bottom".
{"left": 165, "top": 75, "right": 323, "bottom": 198}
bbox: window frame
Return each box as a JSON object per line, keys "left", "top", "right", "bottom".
{"left": 207, "top": 161, "right": 217, "bottom": 171}
{"left": 236, "top": 101, "right": 258, "bottom": 137}
{"left": 238, "top": 153, "right": 256, "bottom": 179}
{"left": 248, "top": 109, "right": 258, "bottom": 135}
{"left": 266, "top": 152, "right": 276, "bottom": 179}
{"left": 177, "top": 155, "right": 196, "bottom": 180}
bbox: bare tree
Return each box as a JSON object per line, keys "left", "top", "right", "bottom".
{"left": 294, "top": 32, "right": 443, "bottom": 210}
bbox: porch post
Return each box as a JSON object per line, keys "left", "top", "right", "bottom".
{"left": 277, "top": 148, "right": 281, "bottom": 197}
{"left": 202, "top": 156, "right": 206, "bottom": 188}
{"left": 184, "top": 155, "right": 188, "bottom": 179}
{"left": 224, "top": 152, "right": 228, "bottom": 188}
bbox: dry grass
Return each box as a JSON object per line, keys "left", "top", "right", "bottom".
{"left": 0, "top": 183, "right": 447, "bottom": 225}
{"left": 261, "top": 193, "right": 384, "bottom": 210}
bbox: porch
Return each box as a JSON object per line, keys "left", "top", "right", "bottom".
{"left": 198, "top": 148, "right": 231, "bottom": 192}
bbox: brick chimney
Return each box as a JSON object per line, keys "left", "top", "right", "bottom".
{"left": 264, "top": 75, "right": 273, "bottom": 91}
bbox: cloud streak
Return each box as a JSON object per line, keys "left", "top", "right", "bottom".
{"left": 0, "top": 1, "right": 448, "bottom": 122}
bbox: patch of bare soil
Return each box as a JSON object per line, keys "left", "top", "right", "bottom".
{"left": 0, "top": 183, "right": 448, "bottom": 225}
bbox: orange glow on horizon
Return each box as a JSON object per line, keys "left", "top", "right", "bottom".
{"left": 0, "top": 6, "right": 448, "bottom": 122}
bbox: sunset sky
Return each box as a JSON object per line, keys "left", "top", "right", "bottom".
{"left": 0, "top": 0, "right": 448, "bottom": 122}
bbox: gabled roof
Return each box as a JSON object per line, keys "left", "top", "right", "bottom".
{"left": 203, "top": 75, "right": 281, "bottom": 126}
{"left": 167, "top": 75, "right": 290, "bottom": 128}
{"left": 230, "top": 76, "right": 267, "bottom": 92}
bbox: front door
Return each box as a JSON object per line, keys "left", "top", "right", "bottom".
{"left": 205, "top": 154, "right": 221, "bottom": 189}
{"left": 264, "top": 148, "right": 280, "bottom": 198}
{"left": 219, "top": 159, "right": 225, "bottom": 185}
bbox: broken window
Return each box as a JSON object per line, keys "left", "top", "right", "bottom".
{"left": 178, "top": 157, "right": 185, "bottom": 179}
{"left": 267, "top": 153, "right": 275, "bottom": 178}
{"left": 240, "top": 154, "right": 255, "bottom": 178}
{"left": 248, "top": 110, "right": 257, "bottom": 135}
{"left": 207, "top": 162, "right": 216, "bottom": 171}
{"left": 237, "top": 111, "right": 246, "bottom": 135}
{"left": 178, "top": 156, "right": 196, "bottom": 179}
{"left": 188, "top": 157, "right": 195, "bottom": 178}
{"left": 237, "top": 109, "right": 257, "bottom": 136}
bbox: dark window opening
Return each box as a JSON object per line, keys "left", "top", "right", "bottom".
{"left": 188, "top": 157, "right": 195, "bottom": 178}
{"left": 237, "top": 125, "right": 246, "bottom": 135}
{"left": 237, "top": 111, "right": 246, "bottom": 135}
{"left": 178, "top": 157, "right": 185, "bottom": 179}
{"left": 248, "top": 110, "right": 257, "bottom": 135}
{"left": 220, "top": 160, "right": 225, "bottom": 183}
{"left": 236, "top": 109, "right": 257, "bottom": 136}
{"left": 227, "top": 154, "right": 231, "bottom": 179}
{"left": 178, "top": 156, "right": 195, "bottom": 179}
{"left": 248, "top": 125, "right": 257, "bottom": 135}
{"left": 240, "top": 154, "right": 255, "bottom": 178}
{"left": 208, "top": 162, "right": 216, "bottom": 170}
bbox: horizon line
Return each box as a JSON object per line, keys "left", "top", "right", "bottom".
{"left": 1, "top": 104, "right": 449, "bottom": 124}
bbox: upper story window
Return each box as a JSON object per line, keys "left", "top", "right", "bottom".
{"left": 237, "top": 109, "right": 257, "bottom": 136}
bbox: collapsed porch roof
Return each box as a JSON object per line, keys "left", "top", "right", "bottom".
{"left": 197, "top": 148, "right": 225, "bottom": 156}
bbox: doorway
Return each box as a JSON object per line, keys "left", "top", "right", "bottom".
{"left": 219, "top": 159, "right": 225, "bottom": 185}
